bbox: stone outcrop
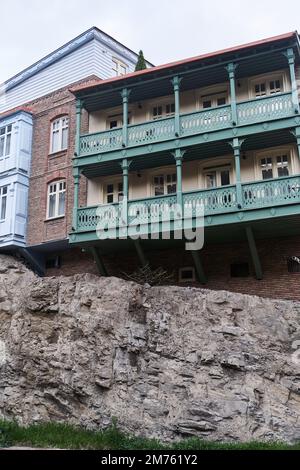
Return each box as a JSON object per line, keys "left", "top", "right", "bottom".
{"left": 0, "top": 254, "right": 300, "bottom": 442}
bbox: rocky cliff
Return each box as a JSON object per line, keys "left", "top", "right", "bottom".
{"left": 0, "top": 254, "right": 300, "bottom": 443}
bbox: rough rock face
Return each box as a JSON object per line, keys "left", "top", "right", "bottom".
{"left": 0, "top": 254, "right": 300, "bottom": 443}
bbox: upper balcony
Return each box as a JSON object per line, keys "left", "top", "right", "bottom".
{"left": 79, "top": 92, "right": 294, "bottom": 157}
{"left": 72, "top": 33, "right": 300, "bottom": 169}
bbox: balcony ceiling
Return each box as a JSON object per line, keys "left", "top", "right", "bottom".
{"left": 77, "top": 39, "right": 298, "bottom": 112}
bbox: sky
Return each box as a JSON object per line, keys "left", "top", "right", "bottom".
{"left": 1, "top": 0, "right": 300, "bottom": 83}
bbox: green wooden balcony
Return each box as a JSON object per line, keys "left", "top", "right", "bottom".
{"left": 71, "top": 175, "right": 300, "bottom": 239}
{"left": 79, "top": 93, "right": 294, "bottom": 157}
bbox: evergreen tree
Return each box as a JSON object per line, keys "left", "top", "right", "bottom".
{"left": 135, "top": 50, "right": 147, "bottom": 71}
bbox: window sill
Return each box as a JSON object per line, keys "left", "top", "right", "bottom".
{"left": 48, "top": 149, "right": 68, "bottom": 158}
{"left": 44, "top": 216, "right": 65, "bottom": 223}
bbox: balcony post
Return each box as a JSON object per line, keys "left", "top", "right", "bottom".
{"left": 171, "top": 76, "right": 182, "bottom": 137}
{"left": 75, "top": 98, "right": 83, "bottom": 157}
{"left": 231, "top": 137, "right": 243, "bottom": 208}
{"left": 290, "top": 127, "right": 300, "bottom": 160}
{"left": 226, "top": 63, "right": 238, "bottom": 126}
{"left": 173, "top": 149, "right": 185, "bottom": 208}
{"left": 285, "top": 48, "right": 299, "bottom": 114}
{"left": 72, "top": 166, "right": 80, "bottom": 232}
{"left": 120, "top": 158, "right": 131, "bottom": 227}
{"left": 121, "top": 88, "right": 131, "bottom": 147}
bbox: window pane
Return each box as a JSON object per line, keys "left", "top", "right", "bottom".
{"left": 107, "top": 194, "right": 114, "bottom": 203}
{"left": 1, "top": 195, "right": 7, "bottom": 220}
{"left": 61, "top": 127, "right": 68, "bottom": 149}
{"left": 49, "top": 194, "right": 56, "bottom": 218}
{"left": 107, "top": 184, "right": 114, "bottom": 194}
{"left": 220, "top": 170, "right": 230, "bottom": 186}
{"left": 217, "top": 97, "right": 226, "bottom": 106}
{"left": 110, "top": 120, "right": 118, "bottom": 129}
{"left": 0, "top": 136, "right": 4, "bottom": 157}
{"left": 203, "top": 100, "right": 212, "bottom": 109}
{"left": 261, "top": 158, "right": 273, "bottom": 179}
{"left": 5, "top": 133, "right": 11, "bottom": 156}
{"left": 52, "top": 131, "right": 60, "bottom": 153}
{"left": 206, "top": 172, "right": 216, "bottom": 188}
{"left": 58, "top": 191, "right": 65, "bottom": 216}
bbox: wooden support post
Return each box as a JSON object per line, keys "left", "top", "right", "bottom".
{"left": 171, "top": 76, "right": 182, "bottom": 137}
{"left": 121, "top": 88, "right": 131, "bottom": 147}
{"left": 230, "top": 137, "right": 243, "bottom": 209}
{"left": 226, "top": 63, "right": 238, "bottom": 126}
{"left": 290, "top": 127, "right": 300, "bottom": 160}
{"left": 285, "top": 48, "right": 300, "bottom": 114}
{"left": 172, "top": 149, "right": 185, "bottom": 208}
{"left": 72, "top": 167, "right": 80, "bottom": 232}
{"left": 91, "top": 247, "right": 108, "bottom": 276}
{"left": 134, "top": 239, "right": 148, "bottom": 268}
{"left": 245, "top": 226, "right": 263, "bottom": 280}
{"left": 191, "top": 250, "right": 207, "bottom": 284}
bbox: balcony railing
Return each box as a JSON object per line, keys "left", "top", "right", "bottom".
{"left": 75, "top": 175, "right": 300, "bottom": 233}
{"left": 79, "top": 93, "right": 294, "bottom": 157}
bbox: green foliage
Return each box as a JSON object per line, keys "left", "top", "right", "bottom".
{"left": 0, "top": 420, "right": 299, "bottom": 450}
{"left": 135, "top": 50, "right": 147, "bottom": 71}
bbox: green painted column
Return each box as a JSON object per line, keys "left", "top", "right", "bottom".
{"left": 226, "top": 63, "right": 238, "bottom": 126}
{"left": 91, "top": 247, "right": 108, "bottom": 276}
{"left": 191, "top": 251, "right": 207, "bottom": 284}
{"left": 173, "top": 149, "right": 185, "bottom": 208}
{"left": 171, "top": 76, "right": 182, "bottom": 136}
{"left": 75, "top": 98, "right": 82, "bottom": 157}
{"left": 231, "top": 138, "right": 243, "bottom": 208}
{"left": 121, "top": 88, "right": 131, "bottom": 147}
{"left": 72, "top": 167, "right": 80, "bottom": 232}
{"left": 292, "top": 127, "right": 300, "bottom": 160}
{"left": 285, "top": 48, "right": 299, "bottom": 114}
{"left": 120, "top": 158, "right": 131, "bottom": 225}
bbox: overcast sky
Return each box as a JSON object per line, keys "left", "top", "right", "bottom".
{"left": 1, "top": 0, "right": 300, "bottom": 83}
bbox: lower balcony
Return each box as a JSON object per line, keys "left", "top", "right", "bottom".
{"left": 70, "top": 175, "right": 300, "bottom": 243}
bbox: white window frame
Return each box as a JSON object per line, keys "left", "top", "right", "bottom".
{"left": 0, "top": 124, "right": 12, "bottom": 158}
{"left": 150, "top": 169, "right": 177, "bottom": 196}
{"left": 102, "top": 178, "right": 124, "bottom": 204}
{"left": 199, "top": 158, "right": 234, "bottom": 189}
{"left": 0, "top": 185, "right": 8, "bottom": 221}
{"left": 179, "top": 267, "right": 196, "bottom": 282}
{"left": 248, "top": 71, "right": 287, "bottom": 100}
{"left": 254, "top": 146, "right": 295, "bottom": 181}
{"left": 196, "top": 84, "right": 229, "bottom": 110}
{"left": 47, "top": 180, "right": 66, "bottom": 220}
{"left": 112, "top": 58, "right": 128, "bottom": 77}
{"left": 50, "top": 116, "right": 69, "bottom": 154}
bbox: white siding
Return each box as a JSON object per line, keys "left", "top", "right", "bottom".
{"left": 0, "top": 36, "right": 138, "bottom": 113}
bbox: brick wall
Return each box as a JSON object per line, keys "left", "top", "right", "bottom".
{"left": 25, "top": 78, "right": 94, "bottom": 248}
{"left": 45, "top": 235, "right": 300, "bottom": 301}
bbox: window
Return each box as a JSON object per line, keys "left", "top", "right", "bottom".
{"left": 153, "top": 173, "right": 176, "bottom": 196}
{"left": 230, "top": 263, "right": 249, "bottom": 278}
{"left": 112, "top": 58, "right": 128, "bottom": 77}
{"left": 179, "top": 267, "right": 196, "bottom": 282}
{"left": 47, "top": 180, "right": 66, "bottom": 219}
{"left": 203, "top": 165, "right": 231, "bottom": 188}
{"left": 254, "top": 78, "right": 282, "bottom": 98}
{"left": 105, "top": 182, "right": 123, "bottom": 203}
{"left": 0, "top": 186, "right": 8, "bottom": 220}
{"left": 51, "top": 117, "right": 69, "bottom": 153}
{"left": 152, "top": 103, "right": 175, "bottom": 120}
{"left": 0, "top": 124, "right": 12, "bottom": 158}
{"left": 287, "top": 256, "right": 300, "bottom": 273}
{"left": 259, "top": 154, "right": 289, "bottom": 180}
{"left": 200, "top": 93, "right": 227, "bottom": 109}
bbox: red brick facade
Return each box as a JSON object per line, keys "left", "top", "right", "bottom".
{"left": 45, "top": 235, "right": 300, "bottom": 301}
{"left": 25, "top": 79, "right": 93, "bottom": 248}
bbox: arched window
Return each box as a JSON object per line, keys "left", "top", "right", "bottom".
{"left": 50, "top": 116, "right": 69, "bottom": 153}
{"left": 47, "top": 180, "right": 66, "bottom": 219}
